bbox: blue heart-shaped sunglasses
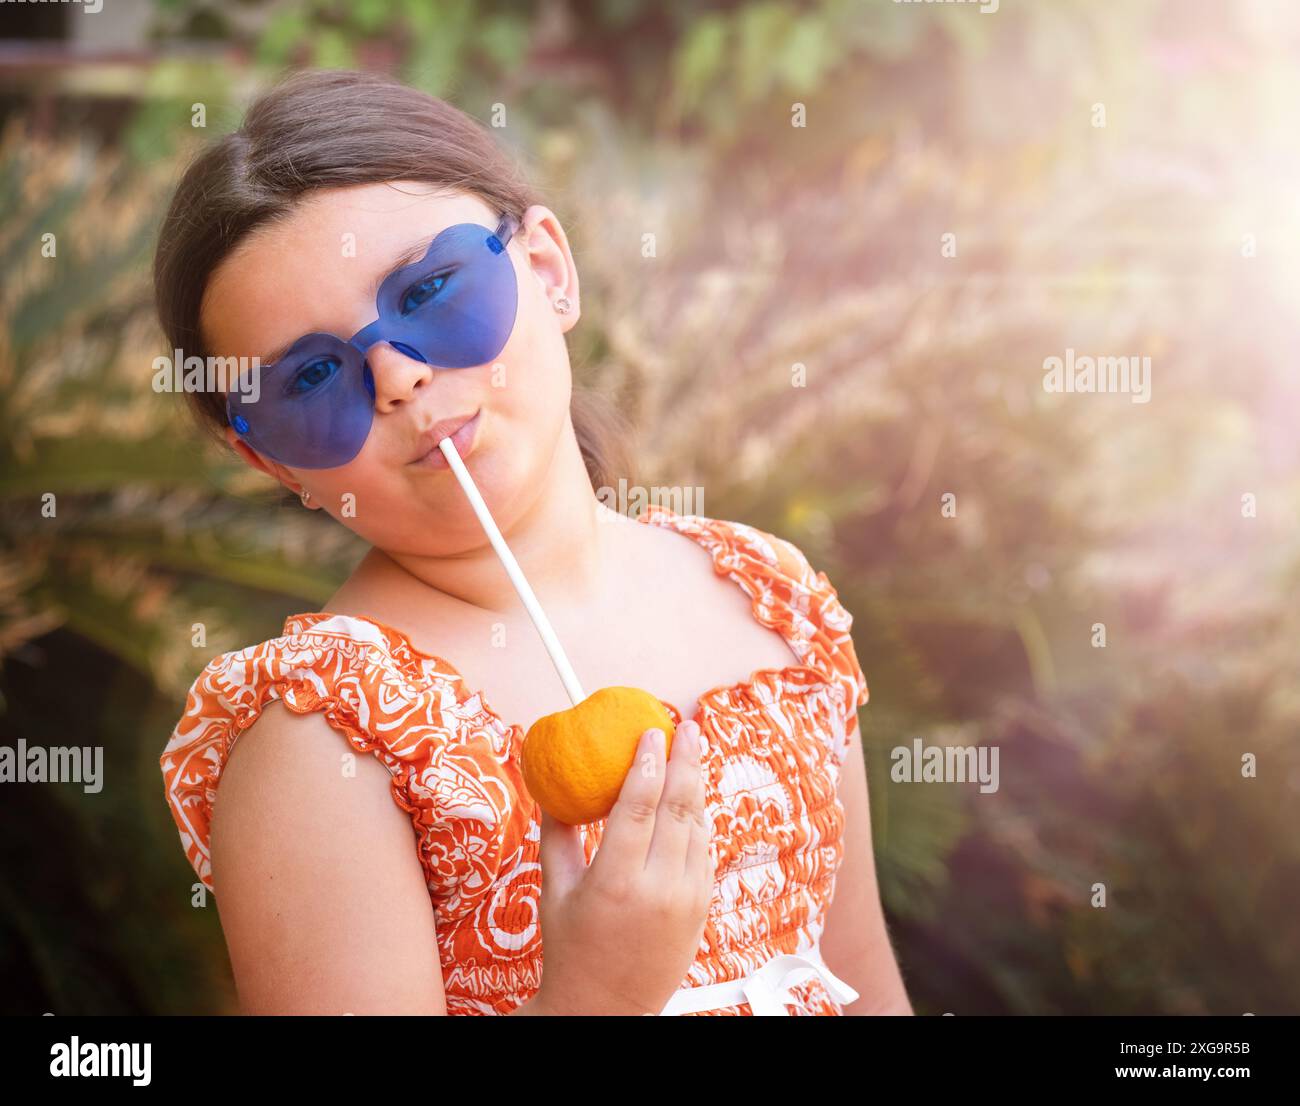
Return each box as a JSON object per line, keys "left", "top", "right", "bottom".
{"left": 227, "top": 212, "right": 519, "bottom": 469}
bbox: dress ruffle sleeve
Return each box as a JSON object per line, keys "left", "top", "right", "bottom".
{"left": 758, "top": 524, "right": 870, "bottom": 729}
{"left": 158, "top": 613, "right": 522, "bottom": 907}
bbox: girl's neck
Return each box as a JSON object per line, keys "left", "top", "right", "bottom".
{"left": 374, "top": 417, "right": 619, "bottom": 617}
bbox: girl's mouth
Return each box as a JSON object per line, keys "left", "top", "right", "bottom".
{"left": 408, "top": 408, "right": 481, "bottom": 470}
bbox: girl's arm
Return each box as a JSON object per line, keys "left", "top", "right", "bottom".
{"left": 820, "top": 718, "right": 914, "bottom": 1015}
{"left": 210, "top": 704, "right": 449, "bottom": 1014}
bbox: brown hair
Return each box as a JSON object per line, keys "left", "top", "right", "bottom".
{"left": 153, "top": 68, "right": 633, "bottom": 493}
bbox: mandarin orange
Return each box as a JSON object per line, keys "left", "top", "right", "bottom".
{"left": 521, "top": 686, "right": 676, "bottom": 825}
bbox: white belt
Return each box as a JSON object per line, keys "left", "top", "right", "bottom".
{"left": 658, "top": 941, "right": 860, "bottom": 1016}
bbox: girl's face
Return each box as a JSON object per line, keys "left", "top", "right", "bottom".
{"left": 202, "top": 182, "right": 580, "bottom": 554}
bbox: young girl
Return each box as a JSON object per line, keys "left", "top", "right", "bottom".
{"left": 157, "top": 69, "right": 911, "bottom": 1017}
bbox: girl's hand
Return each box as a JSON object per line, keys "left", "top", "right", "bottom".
{"left": 531, "top": 720, "right": 714, "bottom": 1016}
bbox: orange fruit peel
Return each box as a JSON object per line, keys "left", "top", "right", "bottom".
{"left": 521, "top": 686, "right": 677, "bottom": 825}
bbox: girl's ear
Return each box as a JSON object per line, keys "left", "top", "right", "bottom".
{"left": 519, "top": 204, "right": 580, "bottom": 328}
{"left": 224, "top": 424, "right": 268, "bottom": 472}
{"left": 223, "top": 425, "right": 307, "bottom": 499}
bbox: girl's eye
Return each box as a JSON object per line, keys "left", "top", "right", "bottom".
{"left": 288, "top": 356, "right": 341, "bottom": 395}
{"left": 399, "top": 270, "right": 450, "bottom": 314}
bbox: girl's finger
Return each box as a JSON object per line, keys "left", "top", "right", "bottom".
{"left": 589, "top": 727, "right": 668, "bottom": 875}
{"left": 643, "top": 721, "right": 706, "bottom": 879}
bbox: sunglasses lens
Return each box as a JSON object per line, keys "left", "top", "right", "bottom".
{"left": 374, "top": 221, "right": 519, "bottom": 367}
{"left": 228, "top": 335, "right": 373, "bottom": 469}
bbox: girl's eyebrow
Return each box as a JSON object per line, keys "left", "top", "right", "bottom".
{"left": 368, "top": 231, "right": 441, "bottom": 296}
{"left": 257, "top": 226, "right": 454, "bottom": 363}
{"left": 258, "top": 336, "right": 296, "bottom": 367}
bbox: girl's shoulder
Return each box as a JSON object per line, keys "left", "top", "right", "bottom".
{"left": 159, "top": 610, "right": 520, "bottom": 899}
{"left": 637, "top": 503, "right": 870, "bottom": 721}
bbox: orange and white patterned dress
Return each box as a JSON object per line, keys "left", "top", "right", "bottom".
{"left": 160, "top": 503, "right": 870, "bottom": 1015}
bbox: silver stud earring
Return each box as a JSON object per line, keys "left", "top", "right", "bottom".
{"left": 300, "top": 488, "right": 312, "bottom": 506}
{"left": 553, "top": 296, "right": 572, "bottom": 315}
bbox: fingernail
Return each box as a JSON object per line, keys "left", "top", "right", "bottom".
{"left": 679, "top": 721, "right": 700, "bottom": 757}
{"left": 646, "top": 728, "right": 665, "bottom": 756}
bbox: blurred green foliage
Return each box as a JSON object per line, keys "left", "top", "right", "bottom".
{"left": 1, "top": 0, "right": 1297, "bottom": 1014}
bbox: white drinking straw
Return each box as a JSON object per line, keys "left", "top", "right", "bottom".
{"left": 438, "top": 435, "right": 587, "bottom": 707}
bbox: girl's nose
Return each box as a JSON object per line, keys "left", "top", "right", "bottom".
{"left": 366, "top": 340, "right": 434, "bottom": 409}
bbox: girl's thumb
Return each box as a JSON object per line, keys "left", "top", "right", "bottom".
{"left": 537, "top": 808, "right": 586, "bottom": 898}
